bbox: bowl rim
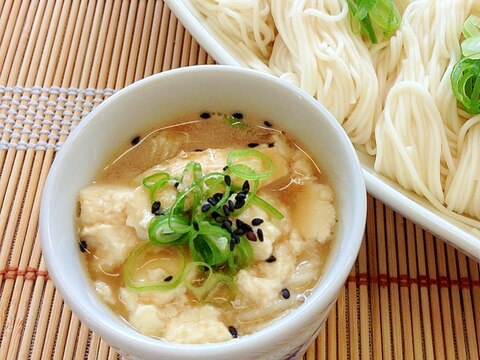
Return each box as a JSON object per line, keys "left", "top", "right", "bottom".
{"left": 40, "top": 65, "right": 366, "bottom": 357}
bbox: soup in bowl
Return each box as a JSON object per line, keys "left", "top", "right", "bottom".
{"left": 40, "top": 65, "right": 366, "bottom": 360}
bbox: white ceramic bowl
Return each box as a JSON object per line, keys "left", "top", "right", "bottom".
{"left": 40, "top": 65, "right": 366, "bottom": 360}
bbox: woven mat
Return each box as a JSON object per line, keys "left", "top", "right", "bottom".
{"left": 0, "top": 1, "right": 479, "bottom": 359}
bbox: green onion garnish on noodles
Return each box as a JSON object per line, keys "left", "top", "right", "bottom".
{"left": 347, "top": 0, "right": 401, "bottom": 44}
{"left": 124, "top": 148, "right": 284, "bottom": 301}
{"left": 451, "top": 16, "right": 480, "bottom": 115}
{"left": 451, "top": 55, "right": 480, "bottom": 115}
{"left": 462, "top": 15, "right": 480, "bottom": 39}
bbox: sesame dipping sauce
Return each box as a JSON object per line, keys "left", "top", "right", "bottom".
{"left": 76, "top": 112, "right": 336, "bottom": 344}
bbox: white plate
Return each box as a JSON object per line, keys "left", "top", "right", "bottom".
{"left": 165, "top": 0, "right": 480, "bottom": 262}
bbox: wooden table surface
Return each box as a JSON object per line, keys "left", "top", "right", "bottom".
{"left": 0, "top": 1, "right": 479, "bottom": 359}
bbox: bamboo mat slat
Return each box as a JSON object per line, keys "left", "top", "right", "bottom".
{"left": 0, "top": 1, "right": 479, "bottom": 359}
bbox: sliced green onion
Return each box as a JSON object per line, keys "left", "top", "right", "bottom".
{"left": 369, "top": 0, "right": 400, "bottom": 36}
{"left": 251, "top": 195, "right": 284, "bottom": 220}
{"left": 183, "top": 262, "right": 237, "bottom": 302}
{"left": 190, "top": 222, "right": 231, "bottom": 266}
{"left": 227, "top": 149, "right": 273, "bottom": 180}
{"left": 149, "top": 214, "right": 191, "bottom": 244}
{"left": 124, "top": 243, "right": 185, "bottom": 291}
{"left": 463, "top": 15, "right": 480, "bottom": 39}
{"left": 224, "top": 114, "right": 248, "bottom": 129}
{"left": 347, "top": 0, "right": 400, "bottom": 44}
{"left": 461, "top": 36, "right": 480, "bottom": 57}
{"left": 451, "top": 55, "right": 480, "bottom": 115}
{"left": 142, "top": 172, "right": 177, "bottom": 201}
{"left": 182, "top": 261, "right": 214, "bottom": 300}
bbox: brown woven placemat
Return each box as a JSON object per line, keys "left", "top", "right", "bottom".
{"left": 0, "top": 1, "right": 479, "bottom": 359}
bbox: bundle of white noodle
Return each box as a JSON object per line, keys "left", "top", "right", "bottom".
{"left": 191, "top": 0, "right": 276, "bottom": 72}
{"left": 268, "top": 0, "right": 378, "bottom": 150}
{"left": 373, "top": 0, "right": 480, "bottom": 229}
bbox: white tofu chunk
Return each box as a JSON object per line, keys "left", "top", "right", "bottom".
{"left": 94, "top": 281, "right": 115, "bottom": 305}
{"left": 257, "top": 243, "right": 296, "bottom": 284}
{"left": 78, "top": 185, "right": 132, "bottom": 226}
{"left": 163, "top": 305, "right": 231, "bottom": 344}
{"left": 292, "top": 182, "right": 335, "bottom": 243}
{"left": 125, "top": 186, "right": 154, "bottom": 240}
{"left": 129, "top": 304, "right": 166, "bottom": 336}
{"left": 81, "top": 224, "right": 138, "bottom": 271}
{"left": 236, "top": 270, "right": 283, "bottom": 307}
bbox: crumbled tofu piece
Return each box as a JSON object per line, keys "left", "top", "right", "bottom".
{"left": 81, "top": 224, "right": 138, "bottom": 271}
{"left": 125, "top": 186, "right": 154, "bottom": 240}
{"left": 94, "top": 281, "right": 115, "bottom": 305}
{"left": 129, "top": 304, "right": 166, "bottom": 336}
{"left": 163, "top": 305, "right": 231, "bottom": 344}
{"left": 257, "top": 243, "right": 296, "bottom": 284}
{"left": 119, "top": 287, "right": 140, "bottom": 312}
{"left": 78, "top": 185, "right": 132, "bottom": 226}
{"left": 292, "top": 182, "right": 335, "bottom": 243}
{"left": 288, "top": 229, "right": 309, "bottom": 254}
{"left": 236, "top": 270, "right": 283, "bottom": 307}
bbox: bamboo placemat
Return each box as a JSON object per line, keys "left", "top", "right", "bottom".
{"left": 0, "top": 1, "right": 479, "bottom": 359}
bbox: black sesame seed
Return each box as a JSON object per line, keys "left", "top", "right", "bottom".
{"left": 232, "top": 112, "right": 243, "bottom": 119}
{"left": 224, "top": 175, "right": 231, "bottom": 187}
{"left": 232, "top": 234, "right": 241, "bottom": 245}
{"left": 223, "top": 165, "right": 229, "bottom": 171}
{"left": 164, "top": 275, "right": 173, "bottom": 282}
{"left": 222, "top": 204, "right": 230, "bottom": 217}
{"left": 200, "top": 112, "right": 211, "bottom": 119}
{"left": 195, "top": 149, "right": 203, "bottom": 152}
{"left": 266, "top": 255, "right": 277, "bottom": 263}
{"left": 230, "top": 239, "right": 235, "bottom": 251}
{"left": 79, "top": 240, "right": 88, "bottom": 253}
{"left": 235, "top": 192, "right": 247, "bottom": 201}
{"left": 213, "top": 192, "right": 224, "bottom": 202}
{"left": 246, "top": 231, "right": 257, "bottom": 242}
{"left": 174, "top": 181, "right": 180, "bottom": 188}
{"left": 281, "top": 288, "right": 291, "bottom": 299}
{"left": 264, "top": 120, "right": 273, "bottom": 127}
{"left": 236, "top": 219, "right": 246, "bottom": 229}
{"left": 211, "top": 211, "right": 221, "bottom": 219}
{"left": 131, "top": 136, "right": 140, "bottom": 145}
{"left": 193, "top": 221, "right": 199, "bottom": 231}
{"left": 233, "top": 228, "right": 245, "bottom": 236}
{"left": 236, "top": 219, "right": 252, "bottom": 232}
{"left": 234, "top": 199, "right": 246, "bottom": 209}
{"left": 222, "top": 220, "right": 233, "bottom": 233}
{"left": 228, "top": 200, "right": 235, "bottom": 211}
{"left": 228, "top": 326, "right": 238, "bottom": 338}
{"left": 201, "top": 203, "right": 212, "bottom": 213}
{"left": 242, "top": 180, "right": 250, "bottom": 192}
{"left": 268, "top": 142, "right": 275, "bottom": 148}
{"left": 151, "top": 201, "right": 161, "bottom": 214}
{"left": 257, "top": 228, "right": 264, "bottom": 242}
{"left": 251, "top": 218, "right": 264, "bottom": 226}
{"left": 207, "top": 197, "right": 218, "bottom": 206}
{"left": 248, "top": 143, "right": 259, "bottom": 148}
{"left": 154, "top": 210, "right": 165, "bottom": 217}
